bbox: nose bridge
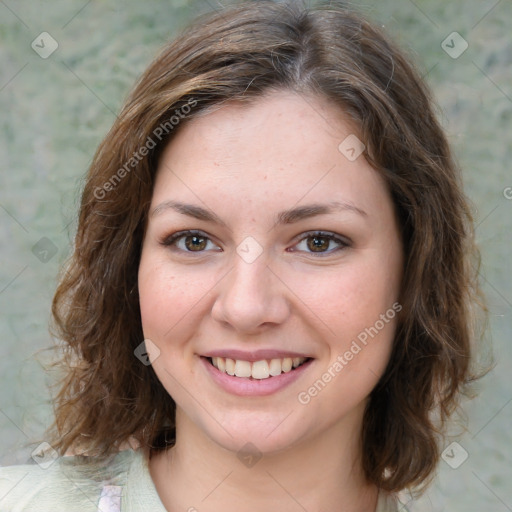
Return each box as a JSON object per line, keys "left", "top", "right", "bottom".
{"left": 212, "top": 252, "right": 289, "bottom": 331}
{"left": 230, "top": 254, "right": 270, "bottom": 298}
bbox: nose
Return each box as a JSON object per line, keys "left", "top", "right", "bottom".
{"left": 211, "top": 255, "right": 291, "bottom": 334}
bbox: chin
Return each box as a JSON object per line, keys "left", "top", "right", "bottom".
{"left": 194, "top": 409, "right": 312, "bottom": 457}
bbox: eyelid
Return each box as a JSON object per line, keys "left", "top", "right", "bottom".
{"left": 160, "top": 229, "right": 221, "bottom": 251}
{"left": 160, "top": 229, "right": 351, "bottom": 255}
{"left": 289, "top": 230, "right": 351, "bottom": 255}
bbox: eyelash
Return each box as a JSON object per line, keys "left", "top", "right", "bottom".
{"left": 289, "top": 231, "right": 350, "bottom": 255}
{"left": 160, "top": 230, "right": 350, "bottom": 256}
{"left": 161, "top": 230, "right": 220, "bottom": 253}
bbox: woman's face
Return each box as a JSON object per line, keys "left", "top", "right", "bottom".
{"left": 138, "top": 89, "right": 403, "bottom": 455}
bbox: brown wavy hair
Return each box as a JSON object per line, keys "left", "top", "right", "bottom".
{"left": 49, "top": 0, "right": 487, "bottom": 493}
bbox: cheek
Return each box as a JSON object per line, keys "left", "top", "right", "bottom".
{"left": 138, "top": 252, "right": 215, "bottom": 344}
{"left": 138, "top": 259, "right": 176, "bottom": 336}
{"left": 289, "top": 258, "right": 399, "bottom": 331}
{"left": 294, "top": 267, "right": 399, "bottom": 416}
{"left": 334, "top": 260, "right": 401, "bottom": 384}
{"left": 287, "top": 249, "right": 401, "bottom": 377}
{"left": 138, "top": 255, "right": 203, "bottom": 392}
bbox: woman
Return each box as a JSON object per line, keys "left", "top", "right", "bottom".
{"left": 0, "top": 1, "right": 485, "bottom": 511}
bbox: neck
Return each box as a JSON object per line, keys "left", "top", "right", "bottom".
{"left": 149, "top": 409, "right": 379, "bottom": 512}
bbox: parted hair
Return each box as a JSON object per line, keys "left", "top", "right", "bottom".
{"left": 49, "top": 0, "right": 486, "bottom": 493}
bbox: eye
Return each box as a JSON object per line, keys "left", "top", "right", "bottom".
{"left": 161, "top": 230, "right": 221, "bottom": 253}
{"left": 290, "top": 231, "right": 349, "bottom": 255}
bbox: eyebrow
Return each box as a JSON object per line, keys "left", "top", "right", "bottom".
{"left": 151, "top": 200, "right": 224, "bottom": 224}
{"left": 150, "top": 200, "right": 367, "bottom": 225}
{"left": 275, "top": 201, "right": 367, "bottom": 224}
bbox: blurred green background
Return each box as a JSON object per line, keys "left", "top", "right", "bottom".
{"left": 1, "top": 1, "right": 511, "bottom": 510}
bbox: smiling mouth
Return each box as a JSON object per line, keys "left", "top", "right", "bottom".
{"left": 206, "top": 356, "right": 312, "bottom": 380}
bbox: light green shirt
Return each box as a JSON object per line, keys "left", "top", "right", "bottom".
{"left": 0, "top": 449, "right": 405, "bottom": 511}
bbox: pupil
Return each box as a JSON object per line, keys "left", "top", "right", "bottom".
{"left": 186, "top": 235, "right": 206, "bottom": 251}
{"left": 308, "top": 236, "right": 328, "bottom": 252}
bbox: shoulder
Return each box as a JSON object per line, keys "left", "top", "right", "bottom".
{"left": 376, "top": 490, "right": 412, "bottom": 512}
{"left": 0, "top": 449, "right": 137, "bottom": 512}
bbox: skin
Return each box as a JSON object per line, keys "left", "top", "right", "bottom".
{"left": 138, "top": 89, "right": 403, "bottom": 512}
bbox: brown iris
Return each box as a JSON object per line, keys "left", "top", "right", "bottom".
{"left": 307, "top": 235, "right": 330, "bottom": 252}
{"left": 185, "top": 235, "right": 207, "bottom": 251}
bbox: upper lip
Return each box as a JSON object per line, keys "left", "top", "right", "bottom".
{"left": 201, "top": 349, "right": 312, "bottom": 362}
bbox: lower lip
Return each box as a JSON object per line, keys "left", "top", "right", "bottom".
{"left": 200, "top": 357, "right": 313, "bottom": 396}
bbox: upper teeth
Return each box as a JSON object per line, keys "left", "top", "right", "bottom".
{"left": 211, "top": 357, "right": 307, "bottom": 379}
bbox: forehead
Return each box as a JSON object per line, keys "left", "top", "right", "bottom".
{"left": 152, "top": 90, "right": 391, "bottom": 220}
